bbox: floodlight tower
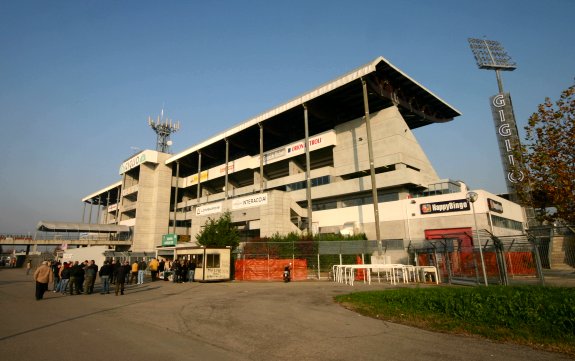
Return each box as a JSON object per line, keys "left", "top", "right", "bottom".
{"left": 468, "top": 38, "right": 517, "bottom": 92}
{"left": 148, "top": 111, "right": 180, "bottom": 153}
{"left": 468, "top": 38, "right": 524, "bottom": 203}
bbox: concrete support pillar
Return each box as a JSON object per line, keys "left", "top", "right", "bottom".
{"left": 303, "top": 104, "right": 312, "bottom": 235}
{"left": 196, "top": 151, "right": 202, "bottom": 204}
{"left": 362, "top": 77, "right": 382, "bottom": 254}
{"left": 172, "top": 161, "right": 180, "bottom": 235}
{"left": 259, "top": 122, "right": 264, "bottom": 193}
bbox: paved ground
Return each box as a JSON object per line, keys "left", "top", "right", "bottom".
{"left": 0, "top": 268, "right": 572, "bottom": 361}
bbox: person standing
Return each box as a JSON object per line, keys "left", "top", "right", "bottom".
{"left": 68, "top": 261, "right": 81, "bottom": 295}
{"left": 181, "top": 260, "right": 189, "bottom": 283}
{"left": 129, "top": 260, "right": 138, "bottom": 285}
{"left": 26, "top": 259, "right": 32, "bottom": 275}
{"left": 109, "top": 259, "right": 117, "bottom": 284}
{"left": 78, "top": 261, "right": 87, "bottom": 293}
{"left": 137, "top": 259, "right": 146, "bottom": 284}
{"left": 172, "top": 259, "right": 181, "bottom": 283}
{"left": 33, "top": 261, "right": 53, "bottom": 300}
{"left": 188, "top": 259, "right": 197, "bottom": 282}
{"left": 115, "top": 261, "right": 130, "bottom": 296}
{"left": 51, "top": 261, "right": 61, "bottom": 292}
{"left": 57, "top": 262, "right": 71, "bottom": 294}
{"left": 149, "top": 258, "right": 159, "bottom": 281}
{"left": 84, "top": 260, "right": 98, "bottom": 295}
{"left": 98, "top": 261, "right": 112, "bottom": 294}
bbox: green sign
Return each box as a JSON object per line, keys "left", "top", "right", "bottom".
{"left": 162, "top": 234, "right": 178, "bottom": 246}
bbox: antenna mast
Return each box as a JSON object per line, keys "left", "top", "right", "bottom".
{"left": 148, "top": 111, "right": 180, "bottom": 153}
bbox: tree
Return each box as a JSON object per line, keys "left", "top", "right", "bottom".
{"left": 196, "top": 211, "right": 240, "bottom": 250}
{"left": 517, "top": 83, "right": 575, "bottom": 224}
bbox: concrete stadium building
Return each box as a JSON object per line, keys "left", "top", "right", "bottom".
{"left": 76, "top": 56, "right": 526, "bottom": 253}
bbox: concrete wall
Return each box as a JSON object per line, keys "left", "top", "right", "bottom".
{"left": 333, "top": 106, "right": 439, "bottom": 184}
{"left": 131, "top": 152, "right": 172, "bottom": 251}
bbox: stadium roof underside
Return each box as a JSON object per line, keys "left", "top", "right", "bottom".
{"left": 167, "top": 56, "right": 461, "bottom": 175}
{"left": 81, "top": 181, "right": 122, "bottom": 206}
{"left": 36, "top": 221, "right": 130, "bottom": 233}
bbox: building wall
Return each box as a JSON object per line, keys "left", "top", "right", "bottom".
{"left": 130, "top": 152, "right": 172, "bottom": 251}
{"left": 313, "top": 190, "right": 525, "bottom": 241}
{"left": 333, "top": 106, "right": 439, "bottom": 182}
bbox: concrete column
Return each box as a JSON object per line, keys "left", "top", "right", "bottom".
{"left": 259, "top": 123, "right": 264, "bottom": 193}
{"left": 172, "top": 161, "right": 180, "bottom": 235}
{"left": 196, "top": 151, "right": 202, "bottom": 204}
{"left": 225, "top": 138, "right": 229, "bottom": 200}
{"left": 303, "top": 104, "right": 312, "bottom": 235}
{"left": 362, "top": 78, "right": 382, "bottom": 254}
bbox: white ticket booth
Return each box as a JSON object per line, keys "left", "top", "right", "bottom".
{"left": 171, "top": 246, "right": 232, "bottom": 282}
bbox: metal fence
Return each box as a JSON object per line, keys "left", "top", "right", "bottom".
{"left": 235, "top": 239, "right": 405, "bottom": 280}
{"left": 411, "top": 231, "right": 546, "bottom": 286}
{"left": 528, "top": 225, "right": 575, "bottom": 270}
{"left": 234, "top": 230, "right": 572, "bottom": 285}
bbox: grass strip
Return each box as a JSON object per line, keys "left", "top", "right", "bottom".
{"left": 334, "top": 286, "right": 575, "bottom": 356}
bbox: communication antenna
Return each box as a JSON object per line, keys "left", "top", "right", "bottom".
{"left": 148, "top": 109, "right": 180, "bottom": 153}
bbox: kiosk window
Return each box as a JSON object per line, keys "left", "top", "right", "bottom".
{"left": 206, "top": 254, "right": 220, "bottom": 268}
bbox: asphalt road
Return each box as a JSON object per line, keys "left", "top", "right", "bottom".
{"left": 0, "top": 268, "right": 571, "bottom": 361}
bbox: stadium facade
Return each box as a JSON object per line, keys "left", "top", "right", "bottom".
{"left": 80, "top": 57, "right": 526, "bottom": 253}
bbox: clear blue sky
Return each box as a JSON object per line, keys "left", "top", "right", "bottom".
{"left": 1, "top": 0, "right": 573, "bottom": 234}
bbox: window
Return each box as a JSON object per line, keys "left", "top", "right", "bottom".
{"left": 311, "top": 201, "right": 337, "bottom": 211}
{"left": 206, "top": 254, "right": 220, "bottom": 268}
{"left": 491, "top": 215, "right": 524, "bottom": 231}
{"left": 286, "top": 176, "right": 330, "bottom": 192}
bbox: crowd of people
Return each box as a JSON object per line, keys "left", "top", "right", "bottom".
{"left": 32, "top": 257, "right": 197, "bottom": 300}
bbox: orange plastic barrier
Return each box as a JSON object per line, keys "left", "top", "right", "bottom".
{"left": 234, "top": 259, "right": 308, "bottom": 281}
{"left": 417, "top": 251, "right": 536, "bottom": 277}
{"left": 355, "top": 255, "right": 365, "bottom": 281}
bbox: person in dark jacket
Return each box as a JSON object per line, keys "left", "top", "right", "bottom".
{"left": 58, "top": 262, "right": 71, "bottom": 294}
{"left": 84, "top": 260, "right": 98, "bottom": 295}
{"left": 68, "top": 261, "right": 82, "bottom": 295}
{"left": 114, "top": 261, "right": 130, "bottom": 295}
{"left": 99, "top": 261, "right": 113, "bottom": 294}
{"left": 51, "top": 261, "right": 61, "bottom": 292}
{"left": 172, "top": 259, "right": 181, "bottom": 283}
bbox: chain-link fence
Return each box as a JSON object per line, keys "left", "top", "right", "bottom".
{"left": 234, "top": 239, "right": 406, "bottom": 280}
{"left": 232, "top": 229, "right": 575, "bottom": 285}
{"left": 410, "top": 231, "right": 546, "bottom": 286}
{"left": 528, "top": 225, "right": 575, "bottom": 270}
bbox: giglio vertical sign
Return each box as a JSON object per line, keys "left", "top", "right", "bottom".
{"left": 490, "top": 93, "right": 524, "bottom": 202}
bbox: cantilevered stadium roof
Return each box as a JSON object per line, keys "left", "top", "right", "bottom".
{"left": 81, "top": 181, "right": 122, "bottom": 204}
{"left": 167, "top": 56, "right": 461, "bottom": 170}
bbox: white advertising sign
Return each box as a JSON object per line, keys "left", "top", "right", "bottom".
{"left": 261, "top": 130, "right": 336, "bottom": 165}
{"left": 232, "top": 193, "right": 268, "bottom": 210}
{"left": 195, "top": 202, "right": 223, "bottom": 216}
{"left": 119, "top": 150, "right": 159, "bottom": 174}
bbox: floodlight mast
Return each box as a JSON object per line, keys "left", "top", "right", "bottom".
{"left": 468, "top": 37, "right": 526, "bottom": 205}
{"left": 148, "top": 113, "right": 180, "bottom": 153}
{"left": 468, "top": 38, "right": 516, "bottom": 93}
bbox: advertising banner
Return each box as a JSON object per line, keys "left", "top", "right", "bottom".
{"left": 195, "top": 202, "right": 223, "bottom": 216}
{"left": 490, "top": 93, "right": 524, "bottom": 202}
{"left": 420, "top": 199, "right": 470, "bottom": 215}
{"left": 232, "top": 193, "right": 268, "bottom": 210}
